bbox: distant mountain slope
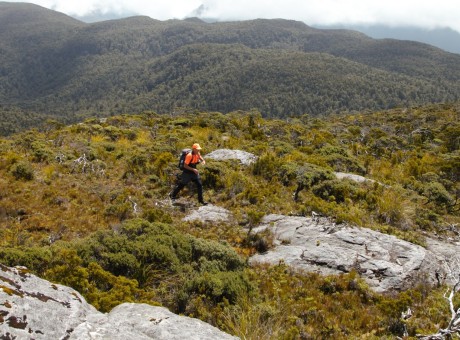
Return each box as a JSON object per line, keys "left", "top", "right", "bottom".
{"left": 137, "top": 44, "right": 458, "bottom": 116}
{"left": 316, "top": 24, "right": 460, "bottom": 55}
{"left": 0, "top": 2, "right": 82, "bottom": 31}
{"left": 0, "top": 2, "right": 82, "bottom": 52}
{"left": 1, "top": 3, "right": 460, "bottom": 133}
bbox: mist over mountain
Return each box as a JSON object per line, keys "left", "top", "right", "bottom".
{"left": 74, "top": 9, "right": 138, "bottom": 23}
{"left": 1, "top": 2, "right": 460, "bottom": 135}
{"left": 316, "top": 24, "right": 460, "bottom": 54}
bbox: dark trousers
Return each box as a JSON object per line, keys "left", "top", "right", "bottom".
{"left": 171, "top": 171, "right": 204, "bottom": 202}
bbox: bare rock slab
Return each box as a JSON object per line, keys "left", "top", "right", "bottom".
{"left": 0, "top": 264, "right": 238, "bottom": 339}
{"left": 0, "top": 264, "right": 96, "bottom": 339}
{"left": 183, "top": 204, "right": 233, "bottom": 224}
{"left": 335, "top": 172, "right": 376, "bottom": 184}
{"left": 250, "top": 214, "right": 460, "bottom": 293}
{"left": 71, "top": 303, "right": 238, "bottom": 340}
{"left": 206, "top": 149, "right": 257, "bottom": 165}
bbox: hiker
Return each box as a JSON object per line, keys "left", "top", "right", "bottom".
{"left": 170, "top": 143, "right": 208, "bottom": 205}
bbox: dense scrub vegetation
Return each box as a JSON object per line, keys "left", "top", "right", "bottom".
{"left": 2, "top": 3, "right": 460, "bottom": 135}
{"left": 0, "top": 103, "right": 459, "bottom": 338}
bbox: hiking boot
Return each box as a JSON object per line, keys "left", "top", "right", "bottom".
{"left": 169, "top": 193, "right": 177, "bottom": 202}
{"left": 199, "top": 201, "right": 208, "bottom": 206}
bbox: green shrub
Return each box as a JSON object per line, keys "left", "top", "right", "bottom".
{"left": 294, "top": 163, "right": 335, "bottom": 201}
{"left": 312, "top": 179, "right": 360, "bottom": 203}
{"left": 201, "top": 161, "right": 228, "bottom": 190}
{"left": 101, "top": 251, "right": 139, "bottom": 277}
{"left": 224, "top": 171, "right": 248, "bottom": 198}
{"left": 103, "top": 126, "right": 122, "bottom": 141}
{"left": 104, "top": 201, "right": 133, "bottom": 221}
{"left": 76, "top": 219, "right": 192, "bottom": 279}
{"left": 151, "top": 152, "right": 175, "bottom": 179}
{"left": 252, "top": 152, "right": 281, "bottom": 181}
{"left": 185, "top": 271, "right": 253, "bottom": 305}
{"left": 423, "top": 182, "right": 454, "bottom": 207}
{"left": 190, "top": 237, "right": 245, "bottom": 272}
{"left": 31, "top": 141, "right": 52, "bottom": 162}
{"left": 318, "top": 145, "right": 348, "bottom": 157}
{"left": 10, "top": 160, "right": 34, "bottom": 180}
{"left": 323, "top": 153, "right": 366, "bottom": 174}
{"left": 415, "top": 208, "right": 440, "bottom": 231}
{"left": 45, "top": 247, "right": 91, "bottom": 293}
{"left": 0, "top": 247, "right": 51, "bottom": 275}
{"left": 269, "top": 141, "right": 295, "bottom": 156}
{"left": 376, "top": 188, "right": 405, "bottom": 226}
{"left": 142, "top": 208, "right": 173, "bottom": 224}
{"left": 125, "top": 152, "right": 148, "bottom": 176}
{"left": 103, "top": 142, "right": 116, "bottom": 152}
{"left": 279, "top": 162, "right": 298, "bottom": 186}
{"left": 119, "top": 218, "right": 153, "bottom": 237}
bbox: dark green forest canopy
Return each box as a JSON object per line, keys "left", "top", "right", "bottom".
{"left": 1, "top": 2, "right": 460, "bottom": 135}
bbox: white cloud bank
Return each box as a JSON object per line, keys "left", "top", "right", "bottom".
{"left": 8, "top": 0, "right": 460, "bottom": 33}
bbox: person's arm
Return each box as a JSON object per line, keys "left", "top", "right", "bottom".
{"left": 199, "top": 153, "right": 206, "bottom": 165}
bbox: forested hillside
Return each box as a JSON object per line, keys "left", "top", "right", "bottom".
{"left": 0, "top": 103, "right": 459, "bottom": 338}
{"left": 1, "top": 3, "right": 460, "bottom": 135}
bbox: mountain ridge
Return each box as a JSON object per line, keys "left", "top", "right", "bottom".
{"left": 1, "top": 2, "right": 460, "bottom": 134}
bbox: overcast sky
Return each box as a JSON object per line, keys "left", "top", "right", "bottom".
{"left": 9, "top": 0, "right": 460, "bottom": 33}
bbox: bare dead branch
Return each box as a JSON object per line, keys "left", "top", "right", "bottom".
{"left": 417, "top": 263, "right": 460, "bottom": 339}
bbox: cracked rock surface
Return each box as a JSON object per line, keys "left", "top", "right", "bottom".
{"left": 0, "top": 264, "right": 237, "bottom": 339}
{"left": 250, "top": 214, "right": 460, "bottom": 292}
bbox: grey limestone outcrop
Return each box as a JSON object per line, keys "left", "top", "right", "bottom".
{"left": 335, "top": 172, "right": 376, "bottom": 183}
{"left": 181, "top": 205, "right": 460, "bottom": 293}
{"left": 249, "top": 214, "right": 460, "bottom": 292}
{"left": 206, "top": 149, "right": 257, "bottom": 165}
{"left": 0, "top": 264, "right": 238, "bottom": 339}
{"left": 183, "top": 204, "right": 233, "bottom": 223}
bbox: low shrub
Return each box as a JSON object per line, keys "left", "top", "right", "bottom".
{"left": 311, "top": 179, "right": 360, "bottom": 203}
{"left": 10, "top": 160, "right": 34, "bottom": 180}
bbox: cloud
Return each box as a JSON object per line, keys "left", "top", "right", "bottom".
{"left": 118, "top": 0, "right": 203, "bottom": 19}
{"left": 26, "top": 0, "right": 201, "bottom": 18}
{"left": 8, "top": 0, "right": 460, "bottom": 33}
{"left": 196, "top": 0, "right": 460, "bottom": 31}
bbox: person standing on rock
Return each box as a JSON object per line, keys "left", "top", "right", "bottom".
{"left": 170, "top": 143, "right": 208, "bottom": 205}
